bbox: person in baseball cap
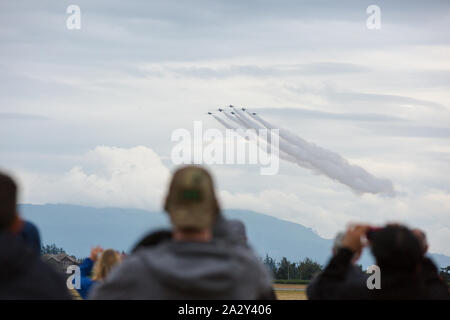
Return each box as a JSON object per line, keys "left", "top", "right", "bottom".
{"left": 91, "top": 165, "right": 274, "bottom": 300}
{"left": 164, "top": 165, "right": 219, "bottom": 233}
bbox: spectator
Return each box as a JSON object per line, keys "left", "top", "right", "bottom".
{"left": 131, "top": 214, "right": 248, "bottom": 252}
{"left": 90, "top": 165, "right": 274, "bottom": 299}
{"left": 314, "top": 224, "right": 449, "bottom": 300}
{"left": 227, "top": 219, "right": 248, "bottom": 245}
{"left": 76, "top": 246, "right": 122, "bottom": 299}
{"left": 17, "top": 220, "right": 42, "bottom": 256}
{"left": 307, "top": 231, "right": 367, "bottom": 299}
{"left": 0, "top": 172, "right": 42, "bottom": 255}
{"left": 412, "top": 228, "right": 450, "bottom": 300}
{"left": 0, "top": 172, "right": 71, "bottom": 299}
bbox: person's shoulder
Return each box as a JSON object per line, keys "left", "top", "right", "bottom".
{"left": 0, "top": 233, "right": 70, "bottom": 299}
{"left": 232, "top": 242, "right": 262, "bottom": 263}
{"left": 131, "top": 229, "right": 172, "bottom": 253}
{"left": 22, "top": 220, "right": 40, "bottom": 233}
{"left": 113, "top": 251, "right": 147, "bottom": 273}
{"left": 89, "top": 250, "right": 155, "bottom": 300}
{"left": 229, "top": 243, "right": 273, "bottom": 283}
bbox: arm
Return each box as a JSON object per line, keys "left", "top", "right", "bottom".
{"left": 311, "top": 248, "right": 354, "bottom": 299}
{"left": 79, "top": 258, "right": 94, "bottom": 278}
{"left": 76, "top": 258, "right": 95, "bottom": 299}
{"left": 311, "top": 225, "right": 370, "bottom": 300}
{"left": 76, "top": 246, "right": 103, "bottom": 299}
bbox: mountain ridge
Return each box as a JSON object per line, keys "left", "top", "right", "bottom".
{"left": 19, "top": 203, "right": 450, "bottom": 269}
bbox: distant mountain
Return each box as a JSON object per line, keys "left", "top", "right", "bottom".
{"left": 19, "top": 204, "right": 449, "bottom": 269}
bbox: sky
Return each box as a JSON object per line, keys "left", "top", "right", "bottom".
{"left": 1, "top": 1, "right": 449, "bottom": 255}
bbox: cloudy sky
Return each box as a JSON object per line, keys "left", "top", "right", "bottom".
{"left": 1, "top": 1, "right": 449, "bottom": 255}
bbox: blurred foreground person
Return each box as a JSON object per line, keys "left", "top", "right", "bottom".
{"left": 91, "top": 165, "right": 273, "bottom": 299}
{"left": 130, "top": 214, "right": 249, "bottom": 252}
{"left": 0, "top": 172, "right": 71, "bottom": 299}
{"left": 76, "top": 246, "right": 122, "bottom": 299}
{"left": 0, "top": 173, "right": 42, "bottom": 255}
{"left": 226, "top": 219, "right": 248, "bottom": 245}
{"left": 307, "top": 231, "right": 367, "bottom": 299}
{"left": 411, "top": 228, "right": 449, "bottom": 299}
{"left": 313, "top": 224, "right": 449, "bottom": 300}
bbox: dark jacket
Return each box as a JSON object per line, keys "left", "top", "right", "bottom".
{"left": 121, "top": 215, "right": 275, "bottom": 300}
{"left": 307, "top": 260, "right": 367, "bottom": 300}
{"left": 420, "top": 257, "right": 450, "bottom": 300}
{"left": 90, "top": 239, "right": 274, "bottom": 300}
{"left": 0, "top": 232, "right": 71, "bottom": 300}
{"left": 312, "top": 248, "right": 449, "bottom": 300}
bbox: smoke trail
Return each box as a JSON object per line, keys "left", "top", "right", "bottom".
{"left": 223, "top": 111, "right": 249, "bottom": 128}
{"left": 247, "top": 112, "right": 395, "bottom": 196}
{"left": 212, "top": 114, "right": 238, "bottom": 130}
{"left": 233, "top": 110, "right": 301, "bottom": 164}
{"left": 212, "top": 114, "right": 252, "bottom": 142}
{"left": 235, "top": 110, "right": 314, "bottom": 170}
{"left": 213, "top": 113, "right": 297, "bottom": 164}
{"left": 233, "top": 108, "right": 264, "bottom": 129}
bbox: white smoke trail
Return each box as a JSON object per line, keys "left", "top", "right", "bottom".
{"left": 212, "top": 113, "right": 254, "bottom": 144}
{"left": 234, "top": 110, "right": 314, "bottom": 170}
{"left": 223, "top": 110, "right": 249, "bottom": 128}
{"left": 233, "top": 108, "right": 264, "bottom": 130}
{"left": 245, "top": 111, "right": 395, "bottom": 196}
{"left": 212, "top": 113, "right": 297, "bottom": 164}
{"left": 212, "top": 114, "right": 238, "bottom": 130}
{"left": 232, "top": 110, "right": 300, "bottom": 164}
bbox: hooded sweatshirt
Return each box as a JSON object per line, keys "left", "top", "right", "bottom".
{"left": 90, "top": 239, "right": 273, "bottom": 300}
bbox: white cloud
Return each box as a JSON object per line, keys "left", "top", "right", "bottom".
{"left": 8, "top": 145, "right": 450, "bottom": 256}
{"left": 15, "top": 146, "right": 170, "bottom": 210}
{"left": 1, "top": 1, "right": 449, "bottom": 257}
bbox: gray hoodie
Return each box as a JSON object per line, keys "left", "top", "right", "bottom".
{"left": 90, "top": 239, "right": 273, "bottom": 300}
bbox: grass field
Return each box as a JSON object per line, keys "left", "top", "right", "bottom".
{"left": 273, "top": 284, "right": 308, "bottom": 300}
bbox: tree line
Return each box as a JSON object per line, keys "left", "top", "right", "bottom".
{"left": 262, "top": 254, "right": 323, "bottom": 280}
{"left": 41, "top": 244, "right": 450, "bottom": 283}
{"left": 41, "top": 243, "right": 79, "bottom": 260}
{"left": 262, "top": 253, "right": 450, "bottom": 283}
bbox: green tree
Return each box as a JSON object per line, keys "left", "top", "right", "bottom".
{"left": 41, "top": 243, "right": 66, "bottom": 255}
{"left": 263, "top": 254, "right": 277, "bottom": 278}
{"left": 297, "top": 257, "right": 323, "bottom": 280}
{"left": 440, "top": 266, "right": 450, "bottom": 283}
{"left": 276, "top": 257, "right": 291, "bottom": 280}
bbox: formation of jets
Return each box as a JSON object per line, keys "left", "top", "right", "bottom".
{"left": 208, "top": 105, "right": 256, "bottom": 115}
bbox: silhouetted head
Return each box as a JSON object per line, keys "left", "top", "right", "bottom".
{"left": 370, "top": 225, "right": 422, "bottom": 274}
{"left": 0, "top": 172, "right": 17, "bottom": 231}
{"left": 227, "top": 219, "right": 247, "bottom": 245}
{"left": 164, "top": 166, "right": 219, "bottom": 241}
{"left": 412, "top": 228, "right": 428, "bottom": 255}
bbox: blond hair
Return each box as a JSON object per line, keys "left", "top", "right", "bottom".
{"left": 92, "top": 249, "right": 122, "bottom": 281}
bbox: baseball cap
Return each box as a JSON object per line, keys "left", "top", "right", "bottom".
{"left": 164, "top": 166, "right": 218, "bottom": 230}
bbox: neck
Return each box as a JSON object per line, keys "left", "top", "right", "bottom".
{"left": 173, "top": 228, "right": 212, "bottom": 242}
